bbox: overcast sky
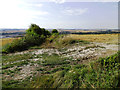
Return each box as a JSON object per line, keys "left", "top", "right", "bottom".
{"left": 0, "top": 0, "right": 118, "bottom": 29}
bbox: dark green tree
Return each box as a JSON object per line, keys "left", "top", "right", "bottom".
{"left": 2, "top": 24, "right": 52, "bottom": 53}
{"left": 26, "top": 24, "right": 43, "bottom": 36}
{"left": 26, "top": 24, "right": 51, "bottom": 37}
{"left": 52, "top": 29, "right": 58, "bottom": 34}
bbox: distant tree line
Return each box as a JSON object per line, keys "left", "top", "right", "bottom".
{"left": 2, "top": 32, "right": 26, "bottom": 35}
{"left": 60, "top": 30, "right": 120, "bottom": 35}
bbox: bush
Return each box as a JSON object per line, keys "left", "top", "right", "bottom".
{"left": 52, "top": 29, "right": 58, "bottom": 34}
{"left": 26, "top": 24, "right": 51, "bottom": 37}
{"left": 2, "top": 34, "right": 46, "bottom": 53}
{"left": 2, "top": 24, "right": 51, "bottom": 53}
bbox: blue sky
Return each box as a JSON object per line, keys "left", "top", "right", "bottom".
{"left": 0, "top": 0, "right": 118, "bottom": 29}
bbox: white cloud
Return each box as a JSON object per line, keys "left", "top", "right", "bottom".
{"left": 63, "top": 8, "right": 88, "bottom": 15}
{"left": 49, "top": 0, "right": 66, "bottom": 4}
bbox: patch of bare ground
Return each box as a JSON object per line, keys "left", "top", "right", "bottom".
{"left": 2, "top": 41, "right": 118, "bottom": 81}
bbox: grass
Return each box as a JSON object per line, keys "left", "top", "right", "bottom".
{"left": 1, "top": 34, "right": 119, "bottom": 88}
{"left": 1, "top": 34, "right": 118, "bottom": 53}
{"left": 2, "top": 51, "right": 120, "bottom": 88}
{"left": 42, "top": 54, "right": 70, "bottom": 66}
{"left": 40, "top": 34, "right": 118, "bottom": 49}
{"left": 2, "top": 60, "right": 29, "bottom": 69}
{"left": 2, "top": 34, "right": 118, "bottom": 52}
{"left": 84, "top": 45, "right": 105, "bottom": 49}
{"left": 0, "top": 38, "right": 20, "bottom": 47}
{"left": 40, "top": 34, "right": 90, "bottom": 49}
{"left": 33, "top": 52, "right": 119, "bottom": 88}
{"left": 69, "top": 34, "right": 119, "bottom": 44}
{"left": 2, "top": 53, "right": 33, "bottom": 64}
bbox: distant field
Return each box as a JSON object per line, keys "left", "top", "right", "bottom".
{"left": 0, "top": 38, "right": 20, "bottom": 47}
{"left": 69, "top": 34, "right": 119, "bottom": 44}
{"left": 59, "top": 29, "right": 97, "bottom": 32}
{"left": 1, "top": 34, "right": 118, "bottom": 47}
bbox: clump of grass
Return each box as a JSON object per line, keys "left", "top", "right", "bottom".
{"left": 45, "top": 64, "right": 71, "bottom": 74}
{"left": 42, "top": 54, "right": 70, "bottom": 66}
{"left": 2, "top": 60, "right": 29, "bottom": 69}
{"left": 2, "top": 53, "right": 33, "bottom": 64}
{"left": 2, "top": 76, "right": 32, "bottom": 88}
{"left": 36, "top": 68, "right": 45, "bottom": 71}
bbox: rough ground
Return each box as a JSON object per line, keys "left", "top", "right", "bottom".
{"left": 2, "top": 42, "right": 118, "bottom": 81}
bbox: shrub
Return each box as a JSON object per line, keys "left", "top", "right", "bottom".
{"left": 2, "top": 24, "right": 51, "bottom": 53}
{"left": 52, "top": 29, "right": 58, "bottom": 34}
{"left": 26, "top": 24, "right": 51, "bottom": 37}
{"left": 26, "top": 24, "right": 43, "bottom": 35}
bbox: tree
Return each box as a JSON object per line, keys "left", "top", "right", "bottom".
{"left": 3, "top": 24, "right": 52, "bottom": 53}
{"left": 26, "top": 24, "right": 51, "bottom": 37}
{"left": 52, "top": 29, "right": 58, "bottom": 34}
{"left": 26, "top": 24, "right": 43, "bottom": 36}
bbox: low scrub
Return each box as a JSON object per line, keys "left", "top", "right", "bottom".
{"left": 2, "top": 35, "right": 45, "bottom": 53}
{"left": 31, "top": 51, "right": 120, "bottom": 88}
{"left": 3, "top": 51, "right": 119, "bottom": 88}
{"left": 2, "top": 24, "right": 51, "bottom": 53}
{"left": 41, "top": 34, "right": 89, "bottom": 49}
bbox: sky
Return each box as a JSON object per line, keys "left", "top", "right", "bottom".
{"left": 0, "top": 0, "right": 119, "bottom": 29}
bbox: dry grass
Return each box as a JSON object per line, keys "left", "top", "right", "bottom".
{"left": 0, "top": 34, "right": 118, "bottom": 48}
{"left": 0, "top": 38, "right": 20, "bottom": 47}
{"left": 68, "top": 34, "right": 119, "bottom": 44}
{"left": 40, "top": 34, "right": 118, "bottom": 49}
